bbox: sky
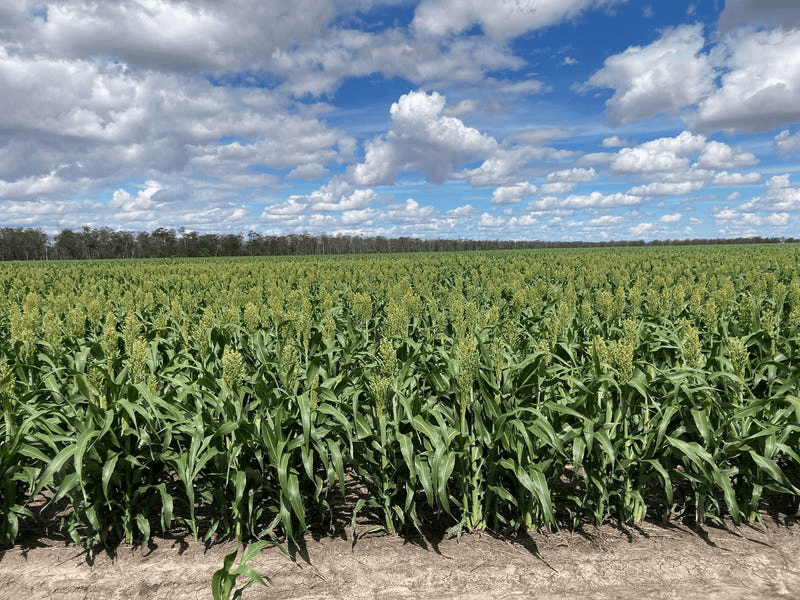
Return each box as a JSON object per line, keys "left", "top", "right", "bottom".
{"left": 2, "top": 0, "right": 800, "bottom": 242}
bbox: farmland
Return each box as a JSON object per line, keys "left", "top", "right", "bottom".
{"left": 1, "top": 245, "right": 799, "bottom": 551}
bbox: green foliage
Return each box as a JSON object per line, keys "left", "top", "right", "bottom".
{"left": 0, "top": 245, "right": 798, "bottom": 551}
{"left": 212, "top": 540, "right": 287, "bottom": 600}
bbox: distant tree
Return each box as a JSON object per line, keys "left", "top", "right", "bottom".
{"left": 54, "top": 228, "right": 82, "bottom": 260}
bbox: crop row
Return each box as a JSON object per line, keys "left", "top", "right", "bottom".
{"left": 1, "top": 245, "right": 799, "bottom": 549}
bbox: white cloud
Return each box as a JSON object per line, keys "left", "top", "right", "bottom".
{"left": 540, "top": 167, "right": 596, "bottom": 194}
{"left": 0, "top": 172, "right": 64, "bottom": 198}
{"left": 534, "top": 191, "right": 640, "bottom": 210}
{"left": 11, "top": 0, "right": 340, "bottom": 72}
{"left": 695, "top": 141, "right": 757, "bottom": 169}
{"left": 287, "top": 163, "right": 330, "bottom": 180}
{"left": 710, "top": 175, "right": 799, "bottom": 236}
{"left": 717, "top": 0, "right": 800, "bottom": 34}
{"left": 659, "top": 212, "right": 683, "bottom": 223}
{"left": 351, "top": 91, "right": 497, "bottom": 186}
{"left": 629, "top": 180, "right": 705, "bottom": 196}
{"left": 765, "top": 212, "right": 790, "bottom": 226}
{"left": 189, "top": 119, "right": 354, "bottom": 175}
{"left": 713, "top": 208, "right": 739, "bottom": 220}
{"left": 7, "top": 179, "right": 251, "bottom": 234}
{"left": 486, "top": 78, "right": 547, "bottom": 96}
{"left": 108, "top": 181, "right": 164, "bottom": 211}
{"left": 608, "top": 132, "right": 759, "bottom": 196}
{"left": 509, "top": 128, "right": 575, "bottom": 145}
{"left": 774, "top": 129, "right": 800, "bottom": 153}
{"left": 491, "top": 182, "right": 538, "bottom": 205}
{"left": 585, "top": 24, "right": 714, "bottom": 125}
{"left": 585, "top": 20, "right": 800, "bottom": 133}
{"left": 696, "top": 27, "right": 800, "bottom": 132}
{"left": 264, "top": 180, "right": 377, "bottom": 217}
{"left": 479, "top": 213, "right": 506, "bottom": 228}
{"left": 586, "top": 214, "right": 625, "bottom": 226}
{"left": 746, "top": 174, "right": 800, "bottom": 212}
{"left": 712, "top": 171, "right": 761, "bottom": 186}
{"left": 478, "top": 212, "right": 539, "bottom": 233}
{"left": 579, "top": 152, "right": 616, "bottom": 166}
{"left": 601, "top": 136, "right": 629, "bottom": 148}
{"left": 630, "top": 222, "right": 654, "bottom": 235}
{"left": 269, "top": 28, "right": 525, "bottom": 97}
{"left": 444, "top": 99, "right": 482, "bottom": 117}
{"left": 412, "top": 0, "right": 627, "bottom": 40}
{"left": 712, "top": 208, "right": 777, "bottom": 229}
{"left": 610, "top": 131, "right": 706, "bottom": 174}
{"left": 0, "top": 47, "right": 355, "bottom": 206}
{"left": 264, "top": 194, "right": 482, "bottom": 238}
{"left": 463, "top": 145, "right": 576, "bottom": 187}
{"left": 0, "top": 0, "right": 791, "bottom": 242}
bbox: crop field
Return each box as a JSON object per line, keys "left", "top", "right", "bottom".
{"left": 1, "top": 245, "right": 799, "bottom": 551}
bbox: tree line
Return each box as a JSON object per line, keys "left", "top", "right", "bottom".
{"left": 0, "top": 226, "right": 796, "bottom": 261}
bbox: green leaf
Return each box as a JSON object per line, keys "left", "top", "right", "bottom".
{"left": 101, "top": 451, "right": 120, "bottom": 502}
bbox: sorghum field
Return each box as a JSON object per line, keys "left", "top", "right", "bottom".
{"left": 1, "top": 245, "right": 799, "bottom": 554}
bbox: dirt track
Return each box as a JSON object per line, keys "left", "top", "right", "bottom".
{"left": 1, "top": 513, "right": 799, "bottom": 600}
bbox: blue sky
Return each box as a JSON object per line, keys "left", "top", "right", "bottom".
{"left": 2, "top": 0, "right": 800, "bottom": 241}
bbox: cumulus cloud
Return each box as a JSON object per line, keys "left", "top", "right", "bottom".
{"left": 708, "top": 174, "right": 799, "bottom": 237}
{"left": 696, "top": 27, "right": 800, "bottom": 132}
{"left": 269, "top": 28, "right": 525, "bottom": 97}
{"left": 696, "top": 141, "right": 757, "bottom": 169}
{"left": 601, "top": 136, "right": 629, "bottom": 148}
{"left": 508, "top": 128, "right": 575, "bottom": 146}
{"left": 188, "top": 119, "right": 355, "bottom": 174}
{"left": 712, "top": 208, "right": 764, "bottom": 226}
{"left": 478, "top": 213, "right": 539, "bottom": 235}
{"left": 7, "top": 0, "right": 339, "bottom": 72}
{"left": 491, "top": 182, "right": 537, "bottom": 205}
{"left": 0, "top": 171, "right": 65, "bottom": 198}
{"left": 0, "top": 43, "right": 357, "bottom": 235}
{"left": 0, "top": 1, "right": 788, "bottom": 242}
{"left": 540, "top": 167, "right": 596, "bottom": 194}
{"left": 586, "top": 214, "right": 625, "bottom": 226}
{"left": 711, "top": 208, "right": 789, "bottom": 229}
{"left": 462, "top": 144, "right": 577, "bottom": 187}
{"left": 712, "top": 171, "right": 761, "bottom": 186}
{"left": 765, "top": 212, "right": 791, "bottom": 226}
{"left": 351, "top": 91, "right": 497, "bottom": 186}
{"left": 597, "top": 131, "right": 765, "bottom": 201}
{"left": 269, "top": 184, "right": 378, "bottom": 216}
{"left": 585, "top": 20, "right": 800, "bottom": 133}
{"left": 262, "top": 191, "right": 481, "bottom": 238}
{"left": 534, "top": 191, "right": 640, "bottom": 210}
{"left": 287, "top": 163, "right": 330, "bottom": 180}
{"left": 630, "top": 221, "right": 654, "bottom": 235}
{"left": 8, "top": 177, "right": 252, "bottom": 234}
{"left": 629, "top": 180, "right": 705, "bottom": 197}
{"left": 610, "top": 131, "right": 706, "bottom": 174}
{"left": 774, "top": 129, "right": 800, "bottom": 153}
{"left": 659, "top": 212, "right": 683, "bottom": 223}
{"left": 607, "top": 131, "right": 760, "bottom": 198}
{"left": 108, "top": 181, "right": 164, "bottom": 212}
{"left": 412, "top": 0, "right": 627, "bottom": 40}
{"left": 743, "top": 174, "right": 800, "bottom": 212}
{"left": 585, "top": 24, "right": 714, "bottom": 126}
{"left": 717, "top": 0, "right": 800, "bottom": 34}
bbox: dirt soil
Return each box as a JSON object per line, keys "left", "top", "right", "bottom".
{"left": 1, "top": 513, "right": 799, "bottom": 600}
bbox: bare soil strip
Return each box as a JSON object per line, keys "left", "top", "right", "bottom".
{"left": 1, "top": 514, "right": 799, "bottom": 600}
